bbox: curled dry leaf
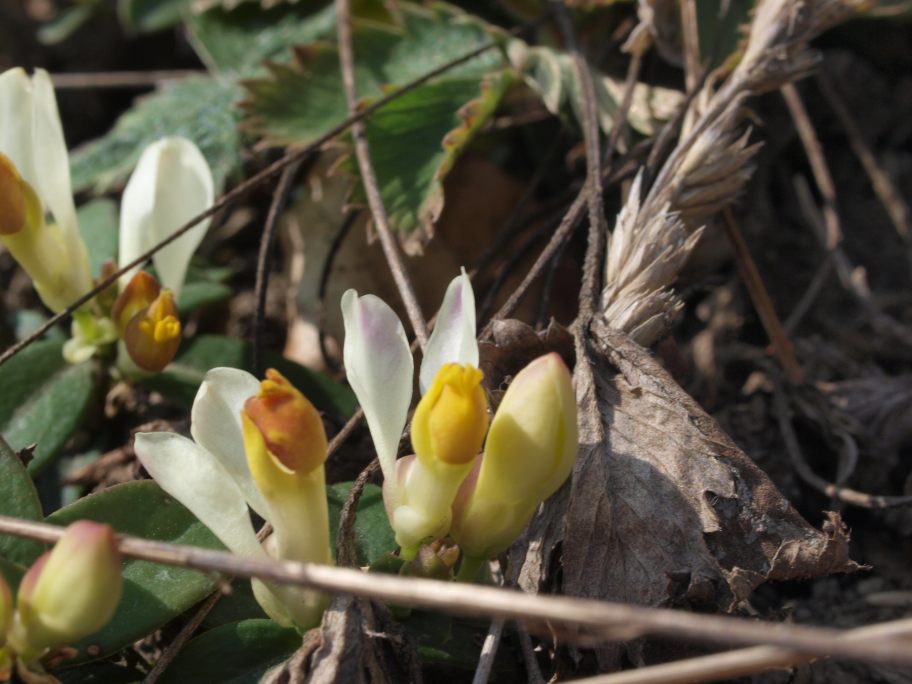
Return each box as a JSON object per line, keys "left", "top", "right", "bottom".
{"left": 516, "top": 319, "right": 858, "bottom": 670}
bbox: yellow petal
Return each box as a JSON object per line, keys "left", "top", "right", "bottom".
{"left": 122, "top": 289, "right": 181, "bottom": 372}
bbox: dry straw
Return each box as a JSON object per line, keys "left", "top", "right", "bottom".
{"left": 600, "top": 0, "right": 871, "bottom": 345}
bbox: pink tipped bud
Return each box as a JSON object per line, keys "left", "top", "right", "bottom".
{"left": 16, "top": 521, "right": 122, "bottom": 654}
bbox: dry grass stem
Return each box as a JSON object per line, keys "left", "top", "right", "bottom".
{"left": 1, "top": 515, "right": 912, "bottom": 669}
{"left": 599, "top": 0, "right": 868, "bottom": 346}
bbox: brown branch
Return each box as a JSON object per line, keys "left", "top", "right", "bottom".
{"left": 335, "top": 0, "right": 429, "bottom": 349}
{"left": 772, "top": 380, "right": 912, "bottom": 508}
{"left": 2, "top": 515, "right": 912, "bottom": 669}
{"left": 50, "top": 70, "right": 204, "bottom": 89}
{"left": 0, "top": 12, "right": 546, "bottom": 370}
{"left": 553, "top": 1, "right": 607, "bottom": 320}
{"left": 721, "top": 208, "right": 804, "bottom": 383}
{"left": 576, "top": 616, "right": 912, "bottom": 684}
{"left": 142, "top": 588, "right": 224, "bottom": 684}
{"left": 816, "top": 71, "right": 912, "bottom": 248}
{"left": 253, "top": 158, "right": 306, "bottom": 376}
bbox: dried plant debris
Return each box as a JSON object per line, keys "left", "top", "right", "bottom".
{"left": 826, "top": 375, "right": 912, "bottom": 453}
{"left": 517, "top": 321, "right": 858, "bottom": 670}
{"left": 598, "top": 0, "right": 870, "bottom": 349}
{"left": 479, "top": 319, "right": 575, "bottom": 397}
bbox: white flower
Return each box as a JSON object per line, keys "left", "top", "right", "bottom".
{"left": 0, "top": 67, "right": 92, "bottom": 313}
{"left": 118, "top": 137, "right": 214, "bottom": 299}
{"left": 133, "top": 367, "right": 330, "bottom": 628}
{"left": 341, "top": 270, "right": 479, "bottom": 555}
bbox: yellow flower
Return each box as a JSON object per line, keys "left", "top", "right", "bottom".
{"left": 391, "top": 363, "right": 489, "bottom": 559}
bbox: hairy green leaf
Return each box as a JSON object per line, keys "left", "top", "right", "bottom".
{"left": 78, "top": 198, "right": 119, "bottom": 278}
{"left": 71, "top": 77, "right": 242, "bottom": 194}
{"left": 0, "top": 437, "right": 45, "bottom": 565}
{"left": 0, "top": 341, "right": 99, "bottom": 475}
{"left": 327, "top": 482, "right": 396, "bottom": 565}
{"left": 158, "top": 619, "right": 300, "bottom": 684}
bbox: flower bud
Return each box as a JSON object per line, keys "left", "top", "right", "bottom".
{"left": 242, "top": 369, "right": 328, "bottom": 485}
{"left": 111, "top": 270, "right": 160, "bottom": 335}
{"left": 451, "top": 353, "right": 577, "bottom": 561}
{"left": 411, "top": 363, "right": 488, "bottom": 469}
{"left": 15, "top": 521, "right": 122, "bottom": 657}
{"left": 122, "top": 288, "right": 182, "bottom": 373}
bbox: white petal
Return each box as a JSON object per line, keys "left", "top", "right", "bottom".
{"left": 419, "top": 269, "right": 478, "bottom": 394}
{"left": 190, "top": 367, "right": 269, "bottom": 520}
{"left": 30, "top": 71, "right": 78, "bottom": 239}
{"left": 119, "top": 137, "right": 214, "bottom": 297}
{"left": 133, "top": 432, "right": 264, "bottom": 558}
{"left": 0, "top": 68, "right": 37, "bottom": 184}
{"left": 341, "top": 289, "right": 413, "bottom": 486}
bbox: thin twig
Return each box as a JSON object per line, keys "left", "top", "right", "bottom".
{"left": 2, "top": 515, "right": 912, "bottom": 668}
{"left": 142, "top": 589, "right": 224, "bottom": 684}
{"left": 783, "top": 253, "right": 835, "bottom": 334}
{"left": 335, "top": 459, "right": 380, "bottom": 566}
{"left": 816, "top": 71, "right": 912, "bottom": 252}
{"left": 574, "top": 615, "right": 912, "bottom": 684}
{"left": 602, "top": 50, "right": 644, "bottom": 168}
{"left": 472, "top": 618, "right": 506, "bottom": 684}
{"left": 553, "top": 1, "right": 607, "bottom": 320}
{"left": 479, "top": 189, "right": 588, "bottom": 340}
{"left": 781, "top": 83, "right": 841, "bottom": 250}
{"left": 772, "top": 380, "right": 912, "bottom": 508}
{"left": 253, "top": 159, "right": 306, "bottom": 377}
{"left": 721, "top": 208, "right": 804, "bottom": 383}
{"left": 517, "top": 623, "right": 546, "bottom": 684}
{"left": 0, "top": 12, "right": 546, "bottom": 370}
{"left": 50, "top": 70, "right": 203, "bottom": 89}
{"left": 336, "top": 0, "right": 428, "bottom": 348}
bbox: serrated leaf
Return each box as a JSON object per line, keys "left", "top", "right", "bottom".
{"left": 187, "top": 2, "right": 337, "bottom": 74}
{"left": 0, "top": 437, "right": 45, "bottom": 565}
{"left": 78, "top": 198, "right": 119, "bottom": 277}
{"left": 242, "top": 2, "right": 502, "bottom": 146}
{"left": 344, "top": 73, "right": 513, "bottom": 236}
{"left": 158, "top": 619, "right": 300, "bottom": 684}
{"left": 70, "top": 77, "right": 242, "bottom": 194}
{"left": 141, "top": 335, "right": 357, "bottom": 419}
{"left": 327, "top": 482, "right": 396, "bottom": 566}
{"left": 46, "top": 480, "right": 226, "bottom": 660}
{"left": 0, "top": 340, "right": 99, "bottom": 475}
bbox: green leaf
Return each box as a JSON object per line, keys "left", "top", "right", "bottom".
{"left": 38, "top": 2, "right": 100, "bottom": 44}
{"left": 157, "top": 619, "right": 300, "bottom": 684}
{"left": 9, "top": 310, "right": 67, "bottom": 343}
{"left": 176, "top": 281, "right": 232, "bottom": 315}
{"left": 0, "top": 436, "right": 45, "bottom": 565}
{"left": 242, "top": 3, "right": 502, "bottom": 147}
{"left": 142, "top": 335, "right": 357, "bottom": 419}
{"left": 78, "top": 198, "right": 120, "bottom": 278}
{"left": 118, "top": 0, "right": 191, "bottom": 32}
{"left": 70, "top": 77, "right": 243, "bottom": 194}
{"left": 347, "top": 73, "right": 513, "bottom": 235}
{"left": 327, "top": 482, "right": 396, "bottom": 566}
{"left": 0, "top": 340, "right": 99, "bottom": 475}
{"left": 241, "top": 3, "right": 508, "bottom": 236}
{"left": 187, "top": 2, "right": 337, "bottom": 74}
{"left": 46, "top": 480, "right": 226, "bottom": 660}
{"left": 0, "top": 556, "right": 26, "bottom": 593}
{"left": 57, "top": 658, "right": 147, "bottom": 684}
{"left": 201, "top": 579, "right": 267, "bottom": 629}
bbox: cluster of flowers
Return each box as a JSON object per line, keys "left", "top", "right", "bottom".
{"left": 135, "top": 271, "right": 578, "bottom": 627}
{"left": 0, "top": 522, "right": 122, "bottom": 683}
{"left": 0, "top": 67, "right": 214, "bottom": 372}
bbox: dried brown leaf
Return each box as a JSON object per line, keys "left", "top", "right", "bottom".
{"left": 518, "top": 320, "right": 858, "bottom": 670}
